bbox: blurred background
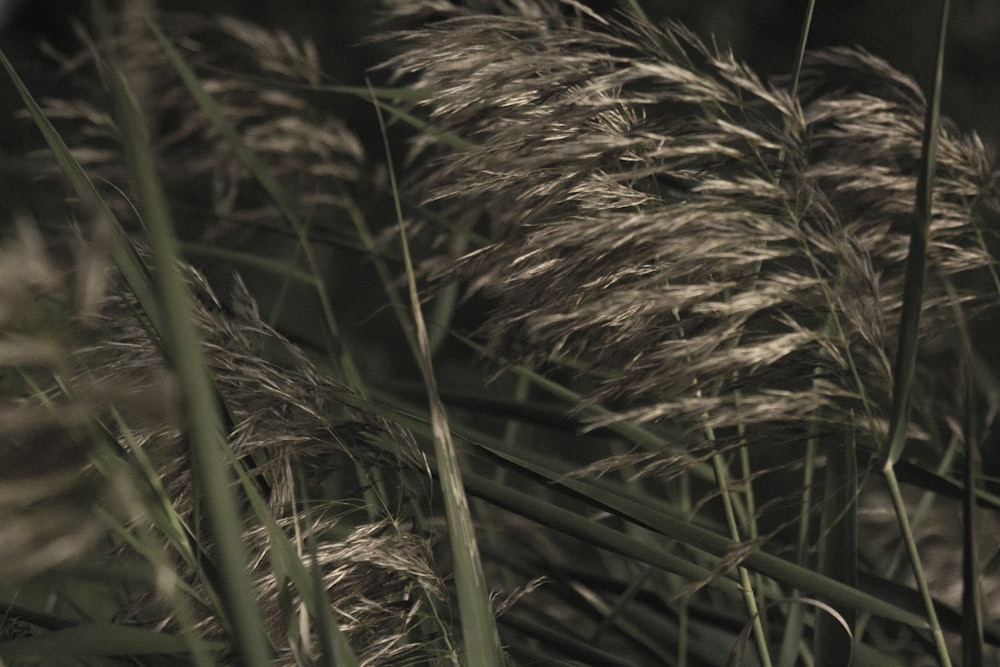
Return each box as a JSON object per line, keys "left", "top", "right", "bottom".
{"left": 2, "top": 1, "right": 997, "bottom": 137}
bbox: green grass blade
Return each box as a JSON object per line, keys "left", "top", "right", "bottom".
{"left": 881, "top": 466, "right": 952, "bottom": 664}
{"left": 141, "top": 12, "right": 360, "bottom": 386}
{"left": 500, "top": 611, "right": 637, "bottom": 667}
{"left": 778, "top": 416, "right": 819, "bottom": 667}
{"left": 463, "top": 469, "right": 736, "bottom": 588}
{"left": 944, "top": 278, "right": 986, "bottom": 665}
{"left": 788, "top": 0, "right": 816, "bottom": 98}
{"left": 878, "top": 0, "right": 954, "bottom": 663}
{"left": 226, "top": 451, "right": 359, "bottom": 666}
{"left": 472, "top": 432, "right": 929, "bottom": 629}
{"left": 963, "top": 368, "right": 984, "bottom": 665}
{"left": 815, "top": 431, "right": 858, "bottom": 667}
{"left": 90, "top": 2, "right": 272, "bottom": 664}
{"left": 709, "top": 452, "right": 772, "bottom": 667}
{"left": 0, "top": 48, "right": 163, "bottom": 346}
{"left": 180, "top": 241, "right": 317, "bottom": 285}
{"left": 884, "top": 0, "right": 950, "bottom": 465}
{"left": 621, "top": 0, "right": 650, "bottom": 23}
{"left": 370, "top": 85, "right": 504, "bottom": 665}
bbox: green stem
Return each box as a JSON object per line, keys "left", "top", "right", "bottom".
{"left": 711, "top": 454, "right": 773, "bottom": 667}
{"left": 881, "top": 460, "right": 953, "bottom": 666}
{"left": 92, "top": 3, "right": 272, "bottom": 664}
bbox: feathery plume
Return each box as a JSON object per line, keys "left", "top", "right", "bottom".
{"left": 383, "top": 0, "right": 998, "bottom": 467}
{"left": 36, "top": 10, "right": 363, "bottom": 245}
{"left": 6, "top": 12, "right": 450, "bottom": 665}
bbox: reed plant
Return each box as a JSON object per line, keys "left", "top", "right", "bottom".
{"left": 1, "top": 0, "right": 998, "bottom": 665}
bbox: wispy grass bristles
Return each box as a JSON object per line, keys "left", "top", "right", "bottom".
{"left": 3, "top": 0, "right": 998, "bottom": 664}
{"left": 2, "top": 6, "right": 453, "bottom": 664}
{"left": 382, "top": 0, "right": 999, "bottom": 661}
{"left": 1, "top": 251, "right": 452, "bottom": 663}
{"left": 36, "top": 10, "right": 363, "bottom": 251}
{"left": 384, "top": 0, "right": 997, "bottom": 463}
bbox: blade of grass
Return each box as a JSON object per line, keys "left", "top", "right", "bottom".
{"left": 945, "top": 278, "right": 985, "bottom": 665}
{"left": 815, "top": 429, "right": 858, "bottom": 667}
{"left": 90, "top": 3, "right": 272, "bottom": 664}
{"left": 878, "top": 0, "right": 953, "bottom": 663}
{"left": 962, "top": 360, "right": 984, "bottom": 666}
{"left": 180, "top": 241, "right": 316, "bottom": 286}
{"left": 621, "top": 0, "right": 650, "bottom": 24}
{"left": 226, "top": 450, "right": 359, "bottom": 667}
{"left": 500, "top": 611, "right": 636, "bottom": 667}
{"left": 466, "top": 427, "right": 930, "bottom": 629}
{"left": 0, "top": 48, "right": 163, "bottom": 347}
{"left": 140, "top": 11, "right": 361, "bottom": 388}
{"left": 778, "top": 395, "right": 820, "bottom": 667}
{"left": 883, "top": 4, "right": 948, "bottom": 466}
{"left": 708, "top": 445, "right": 772, "bottom": 667}
{"left": 369, "top": 83, "right": 504, "bottom": 666}
{"left": 462, "top": 469, "right": 738, "bottom": 589}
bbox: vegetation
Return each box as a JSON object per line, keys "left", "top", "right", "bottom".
{"left": 0, "top": 1, "right": 998, "bottom": 665}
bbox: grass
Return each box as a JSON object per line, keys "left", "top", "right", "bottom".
{"left": 1, "top": 0, "right": 998, "bottom": 665}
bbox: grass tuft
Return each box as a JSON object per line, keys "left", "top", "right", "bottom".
{"left": 1, "top": 0, "right": 998, "bottom": 665}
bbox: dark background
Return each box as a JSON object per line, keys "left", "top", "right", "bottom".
{"left": 2, "top": 0, "right": 998, "bottom": 146}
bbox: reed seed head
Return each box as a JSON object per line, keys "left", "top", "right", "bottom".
{"left": 384, "top": 0, "right": 998, "bottom": 468}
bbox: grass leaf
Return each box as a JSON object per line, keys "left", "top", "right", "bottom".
{"left": 370, "top": 82, "right": 505, "bottom": 665}
{"left": 90, "top": 2, "right": 272, "bottom": 664}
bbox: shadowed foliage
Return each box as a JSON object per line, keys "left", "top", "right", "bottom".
{"left": 1, "top": 0, "right": 998, "bottom": 665}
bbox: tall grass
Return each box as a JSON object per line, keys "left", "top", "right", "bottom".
{"left": 1, "top": 0, "right": 998, "bottom": 665}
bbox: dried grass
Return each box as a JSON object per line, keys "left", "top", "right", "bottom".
{"left": 35, "top": 10, "right": 363, "bottom": 246}
{"left": 5, "top": 0, "right": 999, "bottom": 662}
{"left": 3, "top": 11, "right": 449, "bottom": 665}
{"left": 383, "top": 0, "right": 999, "bottom": 469}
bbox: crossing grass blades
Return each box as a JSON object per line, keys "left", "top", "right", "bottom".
{"left": 1, "top": 0, "right": 999, "bottom": 665}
